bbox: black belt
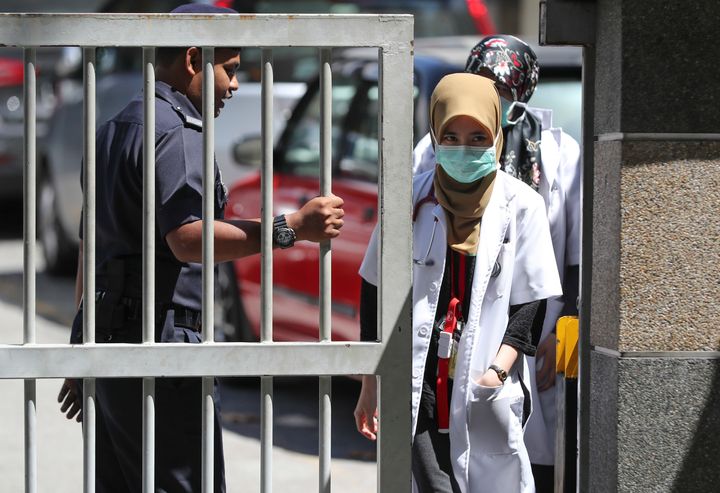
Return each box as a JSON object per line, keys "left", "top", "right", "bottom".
{"left": 95, "top": 292, "right": 202, "bottom": 332}
{"left": 170, "top": 305, "right": 203, "bottom": 332}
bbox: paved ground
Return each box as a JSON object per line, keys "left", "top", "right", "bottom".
{"left": 0, "top": 201, "right": 376, "bottom": 492}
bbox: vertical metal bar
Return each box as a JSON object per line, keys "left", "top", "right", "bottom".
{"left": 23, "top": 47, "right": 37, "bottom": 493}
{"left": 260, "top": 48, "right": 274, "bottom": 493}
{"left": 201, "top": 47, "right": 215, "bottom": 493}
{"left": 24, "top": 380, "right": 36, "bottom": 493}
{"left": 141, "top": 47, "right": 156, "bottom": 493}
{"left": 22, "top": 48, "right": 36, "bottom": 346}
{"left": 260, "top": 54, "right": 273, "bottom": 341}
{"left": 142, "top": 47, "right": 156, "bottom": 346}
{"left": 376, "top": 47, "right": 386, "bottom": 493}
{"left": 201, "top": 47, "right": 215, "bottom": 340}
{"left": 261, "top": 376, "right": 273, "bottom": 493}
{"left": 142, "top": 378, "right": 155, "bottom": 491}
{"left": 82, "top": 46, "right": 97, "bottom": 493}
{"left": 577, "top": 44, "right": 596, "bottom": 493}
{"left": 318, "top": 47, "right": 333, "bottom": 493}
{"left": 82, "top": 47, "right": 96, "bottom": 345}
{"left": 376, "top": 40, "right": 414, "bottom": 492}
{"left": 318, "top": 377, "right": 331, "bottom": 493}
{"left": 202, "top": 377, "right": 215, "bottom": 489}
{"left": 83, "top": 378, "right": 96, "bottom": 493}
{"left": 318, "top": 48, "right": 332, "bottom": 340}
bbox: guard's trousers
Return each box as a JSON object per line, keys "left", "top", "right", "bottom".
{"left": 71, "top": 307, "right": 226, "bottom": 493}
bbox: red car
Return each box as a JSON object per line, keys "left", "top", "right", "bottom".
{"left": 217, "top": 48, "right": 461, "bottom": 342}
{"left": 218, "top": 39, "right": 583, "bottom": 342}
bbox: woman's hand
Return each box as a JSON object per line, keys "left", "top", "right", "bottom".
{"left": 476, "top": 368, "right": 503, "bottom": 387}
{"left": 353, "top": 375, "right": 378, "bottom": 441}
{"left": 474, "top": 344, "right": 517, "bottom": 387}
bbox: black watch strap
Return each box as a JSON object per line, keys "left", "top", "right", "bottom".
{"left": 273, "top": 214, "right": 287, "bottom": 230}
{"left": 488, "top": 364, "right": 508, "bottom": 383}
{"left": 273, "top": 214, "right": 296, "bottom": 248}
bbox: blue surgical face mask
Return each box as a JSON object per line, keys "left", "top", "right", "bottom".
{"left": 435, "top": 138, "right": 498, "bottom": 183}
{"left": 505, "top": 101, "right": 528, "bottom": 126}
{"left": 500, "top": 98, "right": 513, "bottom": 127}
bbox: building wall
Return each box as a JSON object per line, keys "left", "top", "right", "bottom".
{"left": 586, "top": 0, "right": 720, "bottom": 490}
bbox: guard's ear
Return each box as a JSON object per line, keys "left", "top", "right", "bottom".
{"left": 184, "top": 47, "right": 201, "bottom": 76}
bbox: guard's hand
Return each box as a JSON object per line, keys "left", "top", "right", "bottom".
{"left": 536, "top": 334, "right": 557, "bottom": 392}
{"left": 287, "top": 194, "right": 344, "bottom": 243}
{"left": 58, "top": 378, "right": 83, "bottom": 422}
{"left": 354, "top": 375, "right": 378, "bottom": 441}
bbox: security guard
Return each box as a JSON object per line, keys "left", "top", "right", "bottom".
{"left": 57, "top": 4, "right": 345, "bottom": 492}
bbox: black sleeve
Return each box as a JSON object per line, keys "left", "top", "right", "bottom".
{"left": 502, "top": 299, "right": 547, "bottom": 356}
{"left": 359, "top": 278, "right": 378, "bottom": 342}
{"left": 560, "top": 264, "right": 579, "bottom": 317}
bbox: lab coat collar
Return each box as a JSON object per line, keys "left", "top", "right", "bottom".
{"left": 527, "top": 105, "right": 553, "bottom": 130}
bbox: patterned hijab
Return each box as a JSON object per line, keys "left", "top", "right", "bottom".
{"left": 464, "top": 35, "right": 543, "bottom": 190}
{"left": 430, "top": 74, "right": 502, "bottom": 256}
{"left": 501, "top": 105, "right": 543, "bottom": 191}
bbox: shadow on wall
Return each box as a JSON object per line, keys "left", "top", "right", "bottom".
{"left": 672, "top": 359, "right": 720, "bottom": 491}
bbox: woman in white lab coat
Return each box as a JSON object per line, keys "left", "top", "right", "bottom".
{"left": 412, "top": 36, "right": 582, "bottom": 487}
{"left": 354, "top": 73, "right": 562, "bottom": 493}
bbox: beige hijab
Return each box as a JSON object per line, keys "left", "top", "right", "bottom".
{"left": 430, "top": 73, "right": 503, "bottom": 256}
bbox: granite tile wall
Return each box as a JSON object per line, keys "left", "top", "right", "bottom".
{"left": 589, "top": 140, "right": 622, "bottom": 351}
{"left": 593, "top": 0, "right": 622, "bottom": 134}
{"left": 590, "top": 140, "right": 720, "bottom": 352}
{"left": 618, "top": 141, "right": 720, "bottom": 351}
{"left": 593, "top": 0, "right": 720, "bottom": 134}
{"left": 619, "top": 2, "right": 720, "bottom": 133}
{"left": 589, "top": 354, "right": 720, "bottom": 492}
{"left": 589, "top": 352, "right": 618, "bottom": 493}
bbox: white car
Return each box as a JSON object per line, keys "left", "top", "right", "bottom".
{"left": 38, "top": 47, "right": 304, "bottom": 274}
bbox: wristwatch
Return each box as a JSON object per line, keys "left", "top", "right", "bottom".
{"left": 272, "top": 214, "right": 296, "bottom": 249}
{"left": 488, "top": 364, "right": 508, "bottom": 384}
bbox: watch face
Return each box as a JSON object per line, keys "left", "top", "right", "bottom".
{"left": 275, "top": 228, "right": 295, "bottom": 247}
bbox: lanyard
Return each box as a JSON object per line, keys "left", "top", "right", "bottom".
{"left": 437, "top": 252, "right": 466, "bottom": 433}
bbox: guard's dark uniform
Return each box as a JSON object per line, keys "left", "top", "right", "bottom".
{"left": 71, "top": 81, "right": 227, "bottom": 492}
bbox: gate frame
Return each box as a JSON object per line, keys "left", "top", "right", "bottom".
{"left": 0, "top": 12, "right": 414, "bottom": 493}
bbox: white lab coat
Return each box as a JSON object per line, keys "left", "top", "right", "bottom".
{"left": 360, "top": 170, "right": 562, "bottom": 493}
{"left": 412, "top": 108, "right": 581, "bottom": 466}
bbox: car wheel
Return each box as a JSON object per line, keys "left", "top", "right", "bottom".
{"left": 39, "top": 172, "right": 77, "bottom": 276}
{"left": 214, "top": 262, "right": 254, "bottom": 342}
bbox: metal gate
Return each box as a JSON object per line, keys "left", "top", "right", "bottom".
{"left": 0, "top": 12, "right": 414, "bottom": 493}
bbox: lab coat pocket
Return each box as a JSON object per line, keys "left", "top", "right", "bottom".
{"left": 487, "top": 241, "right": 514, "bottom": 300}
{"left": 468, "top": 380, "right": 525, "bottom": 493}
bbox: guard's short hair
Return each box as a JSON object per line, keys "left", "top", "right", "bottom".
{"left": 157, "top": 3, "right": 241, "bottom": 67}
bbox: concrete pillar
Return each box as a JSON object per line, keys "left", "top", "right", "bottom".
{"left": 587, "top": 0, "right": 720, "bottom": 491}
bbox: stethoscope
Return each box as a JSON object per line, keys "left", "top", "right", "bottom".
{"left": 411, "top": 184, "right": 502, "bottom": 278}
{"left": 412, "top": 188, "right": 439, "bottom": 266}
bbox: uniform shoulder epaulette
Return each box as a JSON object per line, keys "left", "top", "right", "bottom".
{"left": 170, "top": 104, "right": 203, "bottom": 131}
